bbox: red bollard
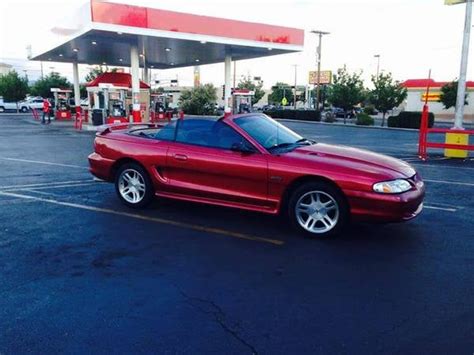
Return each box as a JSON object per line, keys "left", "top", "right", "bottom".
{"left": 418, "top": 104, "right": 429, "bottom": 160}
{"left": 32, "top": 108, "right": 39, "bottom": 120}
{"left": 179, "top": 110, "right": 184, "bottom": 119}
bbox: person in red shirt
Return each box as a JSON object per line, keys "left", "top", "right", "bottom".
{"left": 42, "top": 99, "right": 51, "bottom": 124}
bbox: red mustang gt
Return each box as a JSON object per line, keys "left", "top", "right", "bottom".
{"left": 89, "top": 114, "right": 425, "bottom": 237}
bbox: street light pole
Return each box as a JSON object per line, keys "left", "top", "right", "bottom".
{"left": 453, "top": 0, "right": 472, "bottom": 129}
{"left": 311, "top": 30, "right": 330, "bottom": 111}
{"left": 293, "top": 64, "right": 298, "bottom": 110}
{"left": 374, "top": 54, "right": 381, "bottom": 81}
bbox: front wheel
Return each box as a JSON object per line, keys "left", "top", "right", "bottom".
{"left": 115, "top": 163, "right": 154, "bottom": 208}
{"left": 288, "top": 181, "right": 348, "bottom": 238}
{"left": 20, "top": 107, "right": 28, "bottom": 113}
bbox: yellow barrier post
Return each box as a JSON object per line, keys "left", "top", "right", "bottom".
{"left": 444, "top": 132, "right": 469, "bottom": 158}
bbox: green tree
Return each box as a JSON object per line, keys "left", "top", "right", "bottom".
{"left": 268, "top": 82, "right": 294, "bottom": 106}
{"left": 327, "top": 67, "right": 366, "bottom": 123}
{"left": 30, "top": 72, "right": 71, "bottom": 98}
{"left": 237, "top": 76, "right": 265, "bottom": 105}
{"left": 84, "top": 65, "right": 118, "bottom": 83}
{"left": 0, "top": 71, "right": 29, "bottom": 112}
{"left": 439, "top": 80, "right": 467, "bottom": 110}
{"left": 368, "top": 72, "right": 407, "bottom": 126}
{"left": 179, "top": 83, "right": 217, "bottom": 115}
{"left": 80, "top": 84, "right": 87, "bottom": 99}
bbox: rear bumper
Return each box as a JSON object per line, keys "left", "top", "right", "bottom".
{"left": 88, "top": 152, "right": 115, "bottom": 181}
{"left": 345, "top": 185, "right": 425, "bottom": 223}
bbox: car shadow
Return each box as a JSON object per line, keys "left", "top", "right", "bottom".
{"left": 142, "top": 196, "right": 424, "bottom": 247}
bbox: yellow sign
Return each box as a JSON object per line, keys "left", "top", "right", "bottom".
{"left": 309, "top": 70, "right": 332, "bottom": 85}
{"left": 445, "top": 0, "right": 466, "bottom": 4}
{"left": 445, "top": 133, "right": 469, "bottom": 158}
{"left": 281, "top": 97, "right": 288, "bottom": 106}
{"left": 421, "top": 92, "right": 441, "bottom": 102}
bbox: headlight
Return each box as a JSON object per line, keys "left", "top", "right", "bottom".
{"left": 373, "top": 179, "right": 412, "bottom": 194}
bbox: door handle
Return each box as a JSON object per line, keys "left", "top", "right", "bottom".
{"left": 174, "top": 154, "right": 188, "bottom": 161}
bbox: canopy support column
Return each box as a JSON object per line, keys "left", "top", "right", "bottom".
{"left": 224, "top": 55, "right": 232, "bottom": 116}
{"left": 72, "top": 62, "right": 81, "bottom": 117}
{"left": 130, "top": 44, "right": 141, "bottom": 123}
{"left": 143, "top": 67, "right": 149, "bottom": 84}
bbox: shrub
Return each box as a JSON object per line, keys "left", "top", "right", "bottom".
{"left": 263, "top": 109, "right": 321, "bottom": 121}
{"left": 179, "top": 84, "right": 217, "bottom": 115}
{"left": 355, "top": 113, "right": 374, "bottom": 126}
{"left": 323, "top": 112, "right": 337, "bottom": 123}
{"left": 363, "top": 105, "right": 377, "bottom": 115}
{"left": 387, "top": 111, "right": 434, "bottom": 129}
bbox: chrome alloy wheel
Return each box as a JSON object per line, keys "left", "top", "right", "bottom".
{"left": 295, "top": 191, "right": 339, "bottom": 234}
{"left": 118, "top": 169, "right": 146, "bottom": 204}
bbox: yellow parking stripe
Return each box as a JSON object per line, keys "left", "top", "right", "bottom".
{"left": 0, "top": 191, "right": 285, "bottom": 246}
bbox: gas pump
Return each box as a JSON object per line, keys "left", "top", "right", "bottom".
{"left": 86, "top": 84, "right": 130, "bottom": 125}
{"left": 232, "top": 89, "right": 254, "bottom": 114}
{"left": 51, "top": 88, "right": 73, "bottom": 120}
{"left": 99, "top": 84, "right": 129, "bottom": 124}
{"left": 150, "top": 93, "right": 172, "bottom": 122}
{"left": 85, "top": 72, "right": 151, "bottom": 126}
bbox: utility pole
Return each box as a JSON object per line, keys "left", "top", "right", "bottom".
{"left": 453, "top": 0, "right": 472, "bottom": 129}
{"left": 293, "top": 64, "right": 298, "bottom": 109}
{"left": 311, "top": 30, "right": 330, "bottom": 111}
{"left": 374, "top": 54, "right": 381, "bottom": 81}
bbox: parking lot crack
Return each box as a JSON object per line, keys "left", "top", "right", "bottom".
{"left": 177, "top": 289, "right": 258, "bottom": 354}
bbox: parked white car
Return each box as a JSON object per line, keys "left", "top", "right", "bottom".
{"left": 23, "top": 97, "right": 44, "bottom": 110}
{"left": 0, "top": 97, "right": 30, "bottom": 113}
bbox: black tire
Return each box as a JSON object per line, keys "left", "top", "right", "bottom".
{"left": 114, "top": 162, "right": 154, "bottom": 209}
{"left": 0, "top": 107, "right": 5, "bottom": 113}
{"left": 288, "top": 181, "right": 349, "bottom": 238}
{"left": 20, "top": 107, "right": 28, "bottom": 113}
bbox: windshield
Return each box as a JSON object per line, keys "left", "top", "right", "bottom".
{"left": 233, "top": 114, "right": 304, "bottom": 150}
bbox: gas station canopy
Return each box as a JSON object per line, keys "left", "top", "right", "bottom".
{"left": 31, "top": 0, "right": 305, "bottom": 69}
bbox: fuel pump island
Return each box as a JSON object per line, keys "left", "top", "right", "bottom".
{"left": 85, "top": 72, "right": 150, "bottom": 126}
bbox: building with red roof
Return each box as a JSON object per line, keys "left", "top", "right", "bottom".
{"left": 401, "top": 78, "right": 474, "bottom": 122}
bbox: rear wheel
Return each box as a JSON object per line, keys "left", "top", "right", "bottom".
{"left": 0, "top": 107, "right": 5, "bottom": 113}
{"left": 115, "top": 163, "right": 154, "bottom": 208}
{"left": 20, "top": 106, "right": 28, "bottom": 113}
{"left": 288, "top": 181, "right": 348, "bottom": 238}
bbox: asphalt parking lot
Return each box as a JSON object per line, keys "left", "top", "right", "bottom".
{"left": 0, "top": 114, "right": 473, "bottom": 354}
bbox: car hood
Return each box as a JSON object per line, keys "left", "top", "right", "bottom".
{"left": 287, "top": 143, "right": 416, "bottom": 178}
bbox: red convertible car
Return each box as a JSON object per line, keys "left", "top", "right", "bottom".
{"left": 89, "top": 114, "right": 425, "bottom": 238}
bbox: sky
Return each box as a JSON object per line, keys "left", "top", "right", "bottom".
{"left": 0, "top": 0, "right": 471, "bottom": 89}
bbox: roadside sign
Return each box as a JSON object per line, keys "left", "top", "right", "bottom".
{"left": 421, "top": 92, "right": 441, "bottom": 102}
{"left": 445, "top": 0, "right": 466, "bottom": 4}
{"left": 309, "top": 70, "right": 332, "bottom": 85}
{"left": 281, "top": 97, "right": 288, "bottom": 106}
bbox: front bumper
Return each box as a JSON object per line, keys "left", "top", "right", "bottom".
{"left": 345, "top": 182, "right": 425, "bottom": 223}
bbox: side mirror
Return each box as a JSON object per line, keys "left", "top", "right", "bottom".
{"left": 231, "top": 141, "right": 256, "bottom": 154}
